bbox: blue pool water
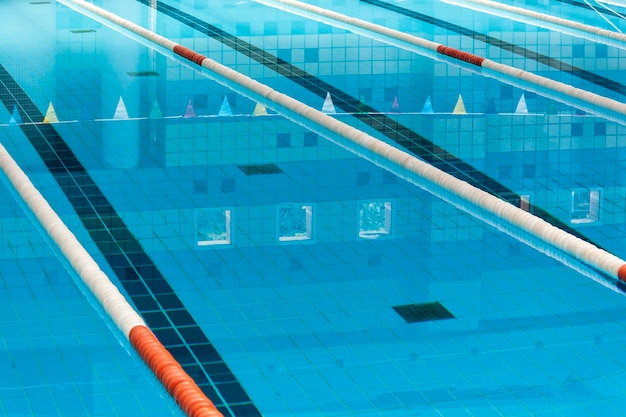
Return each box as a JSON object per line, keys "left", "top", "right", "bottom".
{"left": 0, "top": 150, "right": 182, "bottom": 416}
{"left": 3, "top": 0, "right": 626, "bottom": 415}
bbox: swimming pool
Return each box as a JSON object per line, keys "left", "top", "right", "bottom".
{"left": 3, "top": 0, "right": 626, "bottom": 415}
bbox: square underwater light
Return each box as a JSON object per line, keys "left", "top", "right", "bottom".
{"left": 278, "top": 204, "right": 313, "bottom": 242}
{"left": 195, "top": 208, "right": 232, "bottom": 246}
{"left": 358, "top": 200, "right": 392, "bottom": 239}
{"left": 571, "top": 188, "right": 601, "bottom": 224}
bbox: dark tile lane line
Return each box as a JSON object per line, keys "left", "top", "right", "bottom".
{"left": 361, "top": 0, "right": 626, "bottom": 95}
{"left": 0, "top": 63, "right": 260, "bottom": 417}
{"left": 145, "top": 0, "right": 602, "bottom": 247}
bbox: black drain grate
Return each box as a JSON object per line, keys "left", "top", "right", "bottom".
{"left": 393, "top": 302, "right": 454, "bottom": 323}
{"left": 127, "top": 71, "right": 160, "bottom": 77}
{"left": 238, "top": 163, "right": 283, "bottom": 176}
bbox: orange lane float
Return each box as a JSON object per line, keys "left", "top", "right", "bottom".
{"left": 619, "top": 265, "right": 626, "bottom": 283}
{"left": 436, "top": 45, "right": 485, "bottom": 67}
{"left": 174, "top": 45, "right": 208, "bottom": 65}
{"left": 0, "top": 131, "right": 225, "bottom": 417}
{"left": 129, "top": 325, "right": 222, "bottom": 417}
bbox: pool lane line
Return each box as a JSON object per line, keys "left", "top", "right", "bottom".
{"left": 441, "top": 0, "right": 626, "bottom": 50}
{"left": 137, "top": 0, "right": 616, "bottom": 250}
{"left": 359, "top": 0, "right": 626, "bottom": 96}
{"left": 0, "top": 141, "right": 222, "bottom": 417}
{"left": 253, "top": 0, "right": 626, "bottom": 123}
{"left": 84, "top": 0, "right": 626, "bottom": 260}
{"left": 0, "top": 80, "right": 253, "bottom": 416}
{"left": 255, "top": 0, "right": 626, "bottom": 125}
{"left": 59, "top": 0, "right": 626, "bottom": 286}
{"left": 0, "top": 45, "right": 256, "bottom": 417}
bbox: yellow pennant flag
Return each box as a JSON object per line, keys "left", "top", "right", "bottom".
{"left": 452, "top": 94, "right": 467, "bottom": 114}
{"left": 43, "top": 102, "right": 59, "bottom": 123}
{"left": 253, "top": 102, "right": 268, "bottom": 116}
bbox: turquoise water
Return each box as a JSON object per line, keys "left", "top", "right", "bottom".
{"left": 0, "top": 142, "right": 182, "bottom": 416}
{"left": 3, "top": 0, "right": 626, "bottom": 416}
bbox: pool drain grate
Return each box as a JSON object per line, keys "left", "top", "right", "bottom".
{"left": 393, "top": 302, "right": 454, "bottom": 323}
{"left": 238, "top": 163, "right": 283, "bottom": 175}
{"left": 127, "top": 71, "right": 160, "bottom": 77}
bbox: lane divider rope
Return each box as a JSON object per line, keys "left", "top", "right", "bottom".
{"left": 254, "top": 0, "right": 626, "bottom": 123}
{"left": 57, "top": 0, "right": 626, "bottom": 285}
{"left": 0, "top": 146, "right": 222, "bottom": 416}
{"left": 441, "top": 0, "right": 626, "bottom": 49}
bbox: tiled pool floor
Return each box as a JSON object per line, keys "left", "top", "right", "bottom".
{"left": 3, "top": 0, "right": 626, "bottom": 415}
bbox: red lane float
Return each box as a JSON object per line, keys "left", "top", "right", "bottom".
{"left": 436, "top": 45, "right": 485, "bottom": 67}
{"left": 619, "top": 265, "right": 626, "bottom": 282}
{"left": 174, "top": 45, "right": 208, "bottom": 65}
{"left": 0, "top": 129, "right": 225, "bottom": 417}
{"left": 129, "top": 325, "right": 223, "bottom": 417}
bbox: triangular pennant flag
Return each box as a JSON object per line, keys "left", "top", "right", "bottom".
{"left": 80, "top": 106, "right": 94, "bottom": 121}
{"left": 113, "top": 97, "right": 129, "bottom": 119}
{"left": 43, "top": 102, "right": 59, "bottom": 124}
{"left": 420, "top": 95, "right": 434, "bottom": 114}
{"left": 321, "top": 92, "right": 336, "bottom": 113}
{"left": 452, "top": 94, "right": 467, "bottom": 114}
{"left": 574, "top": 108, "right": 586, "bottom": 116}
{"left": 484, "top": 98, "right": 498, "bottom": 114}
{"left": 253, "top": 102, "right": 268, "bottom": 116}
{"left": 390, "top": 96, "right": 401, "bottom": 113}
{"left": 9, "top": 104, "right": 22, "bottom": 125}
{"left": 218, "top": 96, "right": 233, "bottom": 117}
{"left": 149, "top": 100, "right": 163, "bottom": 119}
{"left": 515, "top": 94, "right": 528, "bottom": 114}
{"left": 183, "top": 98, "right": 196, "bottom": 118}
{"left": 546, "top": 101, "right": 557, "bottom": 115}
